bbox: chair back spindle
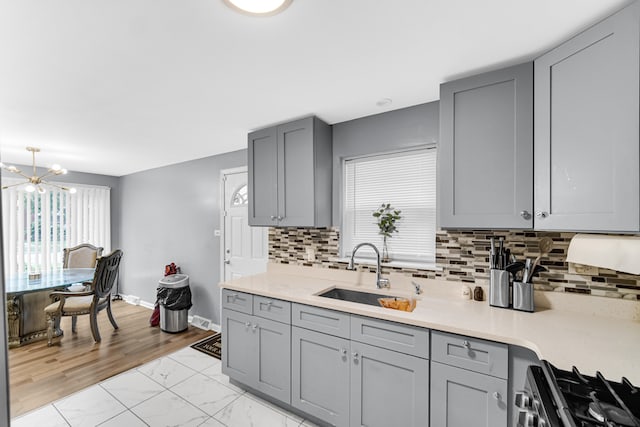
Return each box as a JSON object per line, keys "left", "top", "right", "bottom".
{"left": 92, "top": 250, "right": 123, "bottom": 299}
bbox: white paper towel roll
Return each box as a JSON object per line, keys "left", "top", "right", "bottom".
{"left": 566, "top": 234, "right": 640, "bottom": 275}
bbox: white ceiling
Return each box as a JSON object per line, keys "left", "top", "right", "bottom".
{"left": 0, "top": 0, "right": 630, "bottom": 177}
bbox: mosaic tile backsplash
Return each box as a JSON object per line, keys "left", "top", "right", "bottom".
{"left": 269, "top": 227, "right": 640, "bottom": 300}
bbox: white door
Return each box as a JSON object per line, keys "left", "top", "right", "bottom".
{"left": 223, "top": 170, "right": 268, "bottom": 281}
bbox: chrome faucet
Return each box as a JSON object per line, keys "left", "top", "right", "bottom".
{"left": 347, "top": 242, "right": 390, "bottom": 289}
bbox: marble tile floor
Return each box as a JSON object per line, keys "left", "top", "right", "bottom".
{"left": 11, "top": 345, "right": 318, "bottom": 427}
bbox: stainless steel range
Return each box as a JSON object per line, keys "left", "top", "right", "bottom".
{"left": 517, "top": 361, "right": 640, "bottom": 427}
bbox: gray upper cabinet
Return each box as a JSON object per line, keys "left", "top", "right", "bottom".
{"left": 248, "top": 116, "right": 332, "bottom": 227}
{"left": 439, "top": 62, "right": 533, "bottom": 229}
{"left": 534, "top": 2, "right": 639, "bottom": 231}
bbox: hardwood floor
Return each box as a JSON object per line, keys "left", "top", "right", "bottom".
{"left": 8, "top": 300, "right": 213, "bottom": 418}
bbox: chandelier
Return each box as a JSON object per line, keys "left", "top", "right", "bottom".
{"left": 1, "top": 147, "right": 76, "bottom": 194}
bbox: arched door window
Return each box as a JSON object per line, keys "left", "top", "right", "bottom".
{"left": 231, "top": 184, "right": 248, "bottom": 206}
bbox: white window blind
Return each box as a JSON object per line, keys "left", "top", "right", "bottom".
{"left": 2, "top": 178, "right": 111, "bottom": 276}
{"left": 342, "top": 147, "right": 436, "bottom": 263}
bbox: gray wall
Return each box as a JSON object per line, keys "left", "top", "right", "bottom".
{"left": 118, "top": 149, "right": 246, "bottom": 325}
{"left": 1, "top": 167, "right": 121, "bottom": 250}
{"left": 331, "top": 102, "right": 439, "bottom": 224}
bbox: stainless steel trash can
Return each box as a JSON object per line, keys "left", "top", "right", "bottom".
{"left": 158, "top": 274, "right": 190, "bottom": 333}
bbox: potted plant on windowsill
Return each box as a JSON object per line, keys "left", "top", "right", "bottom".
{"left": 373, "top": 203, "right": 401, "bottom": 262}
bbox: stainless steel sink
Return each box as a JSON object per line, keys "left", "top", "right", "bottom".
{"left": 318, "top": 287, "right": 399, "bottom": 307}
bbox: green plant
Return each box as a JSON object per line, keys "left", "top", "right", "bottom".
{"left": 372, "top": 203, "right": 401, "bottom": 238}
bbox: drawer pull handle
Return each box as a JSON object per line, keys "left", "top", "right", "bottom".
{"left": 244, "top": 322, "right": 251, "bottom": 328}
{"left": 252, "top": 323, "right": 258, "bottom": 331}
{"left": 493, "top": 392, "right": 501, "bottom": 401}
{"left": 463, "top": 340, "right": 470, "bottom": 348}
{"left": 352, "top": 352, "right": 359, "bottom": 361}
{"left": 265, "top": 301, "right": 273, "bottom": 308}
{"left": 229, "top": 293, "right": 238, "bottom": 300}
{"left": 340, "top": 348, "right": 347, "bottom": 356}
{"left": 270, "top": 215, "right": 277, "bottom": 221}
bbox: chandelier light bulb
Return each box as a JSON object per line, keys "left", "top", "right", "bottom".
{"left": 69, "top": 188, "right": 77, "bottom": 194}
{"left": 223, "top": 0, "right": 292, "bottom": 16}
{"left": 37, "top": 186, "right": 46, "bottom": 194}
{"left": 51, "top": 164, "right": 62, "bottom": 171}
{"left": 25, "top": 185, "right": 35, "bottom": 193}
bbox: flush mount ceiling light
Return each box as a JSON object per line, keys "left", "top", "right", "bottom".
{"left": 223, "top": 0, "right": 292, "bottom": 16}
{"left": 1, "top": 147, "right": 76, "bottom": 194}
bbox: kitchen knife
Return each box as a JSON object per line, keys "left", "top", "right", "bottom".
{"left": 489, "top": 237, "right": 496, "bottom": 269}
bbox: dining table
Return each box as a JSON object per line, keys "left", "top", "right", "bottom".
{"left": 5, "top": 268, "right": 95, "bottom": 347}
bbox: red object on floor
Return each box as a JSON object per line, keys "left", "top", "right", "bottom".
{"left": 149, "top": 304, "right": 160, "bottom": 326}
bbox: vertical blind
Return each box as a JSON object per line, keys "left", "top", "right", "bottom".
{"left": 1, "top": 178, "right": 111, "bottom": 276}
{"left": 342, "top": 147, "right": 436, "bottom": 263}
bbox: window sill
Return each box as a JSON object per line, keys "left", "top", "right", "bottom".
{"left": 330, "top": 257, "right": 441, "bottom": 272}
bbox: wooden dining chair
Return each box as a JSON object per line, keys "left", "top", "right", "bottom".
{"left": 45, "top": 249, "right": 123, "bottom": 345}
{"left": 63, "top": 243, "right": 104, "bottom": 268}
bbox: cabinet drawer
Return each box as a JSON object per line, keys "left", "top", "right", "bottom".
{"left": 292, "top": 303, "right": 350, "bottom": 339}
{"left": 431, "top": 331, "right": 508, "bottom": 379}
{"left": 253, "top": 295, "right": 291, "bottom": 324}
{"left": 222, "top": 289, "right": 253, "bottom": 314}
{"left": 351, "top": 315, "right": 430, "bottom": 359}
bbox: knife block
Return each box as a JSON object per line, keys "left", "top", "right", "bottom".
{"left": 489, "top": 269, "right": 510, "bottom": 308}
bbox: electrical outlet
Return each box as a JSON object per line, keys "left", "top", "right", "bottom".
{"left": 569, "top": 262, "right": 599, "bottom": 276}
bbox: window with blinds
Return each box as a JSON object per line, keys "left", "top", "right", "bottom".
{"left": 1, "top": 179, "right": 111, "bottom": 276}
{"left": 342, "top": 147, "right": 436, "bottom": 263}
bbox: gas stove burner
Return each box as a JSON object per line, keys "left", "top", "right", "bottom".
{"left": 588, "top": 401, "right": 637, "bottom": 426}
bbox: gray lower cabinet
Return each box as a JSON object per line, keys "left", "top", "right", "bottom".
{"left": 430, "top": 361, "right": 508, "bottom": 427}
{"left": 291, "top": 326, "right": 350, "bottom": 426}
{"left": 248, "top": 116, "right": 332, "bottom": 227}
{"left": 439, "top": 62, "right": 533, "bottom": 229}
{"left": 534, "top": 2, "right": 639, "bottom": 231}
{"left": 222, "top": 308, "right": 291, "bottom": 404}
{"left": 350, "top": 341, "right": 429, "bottom": 427}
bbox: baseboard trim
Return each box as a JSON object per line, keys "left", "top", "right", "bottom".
{"left": 120, "top": 294, "right": 220, "bottom": 331}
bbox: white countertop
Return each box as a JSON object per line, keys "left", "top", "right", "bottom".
{"left": 220, "top": 264, "right": 640, "bottom": 384}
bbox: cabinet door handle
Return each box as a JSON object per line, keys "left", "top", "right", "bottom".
{"left": 535, "top": 211, "right": 548, "bottom": 218}
{"left": 244, "top": 322, "right": 251, "bottom": 328}
{"left": 463, "top": 340, "right": 470, "bottom": 348}
{"left": 270, "top": 215, "right": 277, "bottom": 221}
{"left": 493, "top": 392, "right": 501, "bottom": 401}
{"left": 340, "top": 348, "right": 347, "bottom": 356}
{"left": 520, "top": 210, "right": 532, "bottom": 220}
{"left": 277, "top": 216, "right": 283, "bottom": 221}
{"left": 352, "top": 352, "right": 359, "bottom": 361}
{"left": 252, "top": 323, "right": 258, "bottom": 331}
